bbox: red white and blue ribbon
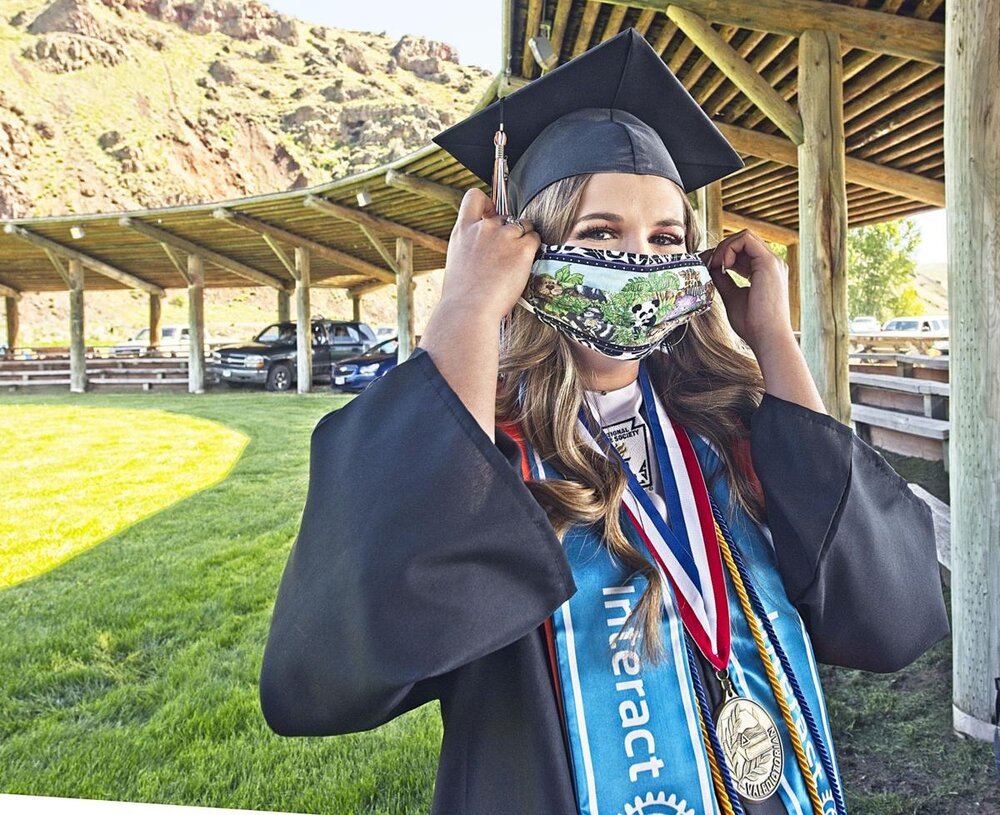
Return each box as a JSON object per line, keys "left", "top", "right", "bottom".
{"left": 577, "top": 361, "right": 731, "bottom": 671}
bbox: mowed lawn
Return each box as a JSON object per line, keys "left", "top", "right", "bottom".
{"left": 0, "top": 388, "right": 996, "bottom": 814}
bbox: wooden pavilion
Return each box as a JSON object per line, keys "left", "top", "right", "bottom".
{"left": 0, "top": 0, "right": 995, "bottom": 744}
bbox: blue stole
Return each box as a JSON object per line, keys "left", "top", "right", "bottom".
{"left": 521, "top": 435, "right": 845, "bottom": 815}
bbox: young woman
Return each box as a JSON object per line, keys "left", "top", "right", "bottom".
{"left": 260, "top": 29, "right": 949, "bottom": 815}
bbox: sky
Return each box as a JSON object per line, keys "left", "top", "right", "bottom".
{"left": 268, "top": 1, "right": 948, "bottom": 264}
{"left": 268, "top": 0, "right": 504, "bottom": 71}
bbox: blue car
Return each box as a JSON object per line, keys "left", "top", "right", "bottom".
{"left": 331, "top": 337, "right": 399, "bottom": 392}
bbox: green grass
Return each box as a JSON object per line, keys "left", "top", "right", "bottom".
{"left": 0, "top": 404, "right": 248, "bottom": 588}
{"left": 0, "top": 390, "right": 995, "bottom": 814}
{"left": 0, "top": 389, "right": 442, "bottom": 814}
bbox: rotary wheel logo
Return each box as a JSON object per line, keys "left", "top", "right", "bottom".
{"left": 619, "top": 791, "right": 696, "bottom": 815}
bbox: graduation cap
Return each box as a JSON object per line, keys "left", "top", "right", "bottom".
{"left": 432, "top": 28, "right": 744, "bottom": 216}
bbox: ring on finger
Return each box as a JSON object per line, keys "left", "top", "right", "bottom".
{"left": 504, "top": 215, "right": 527, "bottom": 237}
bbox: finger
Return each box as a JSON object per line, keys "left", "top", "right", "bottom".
{"left": 457, "top": 188, "right": 494, "bottom": 223}
{"left": 708, "top": 264, "right": 741, "bottom": 300}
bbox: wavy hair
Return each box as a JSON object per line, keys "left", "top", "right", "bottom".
{"left": 495, "top": 173, "right": 765, "bottom": 661}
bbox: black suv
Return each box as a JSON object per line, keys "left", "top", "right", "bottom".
{"left": 211, "top": 319, "right": 376, "bottom": 391}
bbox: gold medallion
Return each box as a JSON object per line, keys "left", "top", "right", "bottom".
{"left": 713, "top": 672, "right": 784, "bottom": 802}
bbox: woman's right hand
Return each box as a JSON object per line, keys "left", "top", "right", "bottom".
{"left": 438, "top": 188, "right": 541, "bottom": 323}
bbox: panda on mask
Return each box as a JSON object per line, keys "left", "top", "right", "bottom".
{"left": 630, "top": 298, "right": 661, "bottom": 333}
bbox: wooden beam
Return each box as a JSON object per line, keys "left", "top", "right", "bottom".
{"left": 211, "top": 208, "right": 395, "bottom": 284}
{"left": 43, "top": 248, "right": 72, "bottom": 287}
{"left": 572, "top": 2, "right": 602, "bottom": 58}
{"left": 396, "top": 237, "right": 414, "bottom": 361}
{"left": 187, "top": 254, "right": 205, "bottom": 394}
{"left": 0, "top": 282, "right": 21, "bottom": 300}
{"left": 159, "top": 242, "right": 191, "bottom": 285}
{"left": 606, "top": 0, "right": 944, "bottom": 64}
{"left": 786, "top": 241, "right": 800, "bottom": 332}
{"left": 261, "top": 234, "right": 296, "bottom": 278}
{"left": 946, "top": 0, "right": 1000, "bottom": 744}
{"left": 798, "top": 29, "right": 850, "bottom": 423}
{"left": 295, "top": 247, "right": 312, "bottom": 393}
{"left": 119, "top": 218, "right": 285, "bottom": 291}
{"left": 149, "top": 293, "right": 161, "bottom": 351}
{"left": 358, "top": 224, "right": 398, "bottom": 275}
{"left": 521, "top": 0, "right": 545, "bottom": 78}
{"left": 717, "top": 123, "right": 945, "bottom": 207}
{"left": 722, "top": 210, "right": 799, "bottom": 244}
{"left": 550, "top": 0, "right": 573, "bottom": 58}
{"left": 705, "top": 180, "right": 724, "bottom": 245}
{"left": 4, "top": 224, "right": 166, "bottom": 297}
{"left": 384, "top": 169, "right": 465, "bottom": 210}
{"left": 303, "top": 195, "right": 449, "bottom": 255}
{"left": 277, "top": 289, "right": 290, "bottom": 323}
{"left": 67, "top": 258, "right": 86, "bottom": 393}
{"left": 666, "top": 6, "right": 803, "bottom": 143}
{"left": 4, "top": 295, "right": 19, "bottom": 353}
{"left": 352, "top": 295, "right": 362, "bottom": 323}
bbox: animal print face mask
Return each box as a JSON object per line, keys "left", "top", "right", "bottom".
{"left": 517, "top": 244, "right": 715, "bottom": 359}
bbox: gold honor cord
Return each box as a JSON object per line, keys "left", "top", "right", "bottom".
{"left": 707, "top": 520, "right": 827, "bottom": 815}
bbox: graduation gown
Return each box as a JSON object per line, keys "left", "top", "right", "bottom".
{"left": 259, "top": 347, "right": 950, "bottom": 815}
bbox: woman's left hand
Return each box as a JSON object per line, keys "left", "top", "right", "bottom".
{"left": 698, "top": 230, "right": 795, "bottom": 357}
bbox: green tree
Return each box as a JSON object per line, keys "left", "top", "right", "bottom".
{"left": 847, "top": 219, "right": 923, "bottom": 322}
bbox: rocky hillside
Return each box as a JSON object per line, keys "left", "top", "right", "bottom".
{"left": 0, "top": 0, "right": 493, "bottom": 219}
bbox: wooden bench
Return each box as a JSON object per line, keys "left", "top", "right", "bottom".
{"left": 896, "top": 353, "right": 949, "bottom": 382}
{"left": 852, "top": 403, "right": 950, "bottom": 468}
{"left": 849, "top": 351, "right": 899, "bottom": 375}
{"left": 908, "top": 483, "right": 951, "bottom": 587}
{"left": 850, "top": 372, "right": 950, "bottom": 419}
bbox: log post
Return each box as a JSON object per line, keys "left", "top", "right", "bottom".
{"left": 295, "top": 247, "right": 312, "bottom": 393}
{"left": 352, "top": 295, "right": 362, "bottom": 324}
{"left": 277, "top": 288, "right": 290, "bottom": 323}
{"left": 797, "top": 29, "right": 850, "bottom": 423}
{"left": 786, "top": 242, "right": 801, "bottom": 333}
{"left": 945, "top": 0, "right": 1000, "bottom": 743}
{"left": 4, "top": 296, "right": 18, "bottom": 357}
{"left": 186, "top": 254, "right": 205, "bottom": 394}
{"left": 396, "top": 237, "right": 414, "bottom": 360}
{"left": 67, "top": 258, "right": 86, "bottom": 393}
{"left": 149, "top": 294, "right": 162, "bottom": 354}
{"left": 706, "top": 180, "right": 724, "bottom": 246}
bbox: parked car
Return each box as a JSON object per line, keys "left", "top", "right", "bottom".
{"left": 331, "top": 337, "right": 400, "bottom": 392}
{"left": 882, "top": 315, "right": 949, "bottom": 333}
{"left": 849, "top": 316, "right": 881, "bottom": 334}
{"left": 211, "top": 319, "right": 376, "bottom": 391}
{"left": 111, "top": 325, "right": 210, "bottom": 357}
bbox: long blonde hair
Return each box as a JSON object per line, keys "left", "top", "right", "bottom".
{"left": 496, "top": 173, "right": 765, "bottom": 661}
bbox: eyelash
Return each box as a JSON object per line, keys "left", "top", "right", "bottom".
{"left": 575, "top": 226, "right": 684, "bottom": 245}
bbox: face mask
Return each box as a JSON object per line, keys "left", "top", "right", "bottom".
{"left": 517, "top": 244, "right": 715, "bottom": 359}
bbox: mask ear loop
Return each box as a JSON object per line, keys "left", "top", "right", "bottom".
{"left": 658, "top": 321, "right": 690, "bottom": 355}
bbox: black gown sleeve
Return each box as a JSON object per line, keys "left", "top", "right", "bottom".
{"left": 749, "top": 393, "right": 950, "bottom": 673}
{"left": 259, "top": 348, "right": 574, "bottom": 736}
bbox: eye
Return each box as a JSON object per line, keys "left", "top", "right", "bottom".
{"left": 652, "top": 233, "right": 685, "bottom": 246}
{"left": 576, "top": 226, "right": 616, "bottom": 240}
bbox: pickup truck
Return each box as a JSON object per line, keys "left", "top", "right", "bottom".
{"left": 211, "top": 319, "right": 376, "bottom": 391}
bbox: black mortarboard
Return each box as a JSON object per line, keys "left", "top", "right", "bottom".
{"left": 432, "top": 28, "right": 744, "bottom": 215}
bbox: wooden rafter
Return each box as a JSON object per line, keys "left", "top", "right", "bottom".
{"left": 521, "top": 0, "right": 545, "bottom": 78}
{"left": 43, "top": 249, "right": 71, "bottom": 287}
{"left": 716, "top": 123, "right": 944, "bottom": 206}
{"left": 550, "top": 0, "right": 573, "bottom": 59}
{"left": 159, "top": 242, "right": 191, "bottom": 285}
{"left": 571, "top": 2, "right": 601, "bottom": 58}
{"left": 0, "top": 281, "right": 22, "bottom": 299}
{"left": 605, "top": 0, "right": 944, "bottom": 64}
{"left": 211, "top": 208, "right": 395, "bottom": 284}
{"left": 722, "top": 210, "right": 799, "bottom": 244}
{"left": 667, "top": 6, "right": 803, "bottom": 143}
{"left": 303, "top": 195, "right": 449, "bottom": 255}
{"left": 384, "top": 169, "right": 465, "bottom": 210}
{"left": 3, "top": 223, "right": 166, "bottom": 296}
{"left": 119, "top": 217, "right": 286, "bottom": 290}
{"left": 358, "top": 224, "right": 399, "bottom": 275}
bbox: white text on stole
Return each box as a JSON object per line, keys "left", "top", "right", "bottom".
{"left": 603, "top": 585, "right": 664, "bottom": 782}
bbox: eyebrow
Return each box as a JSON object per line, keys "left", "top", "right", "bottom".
{"left": 574, "top": 211, "right": 685, "bottom": 229}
